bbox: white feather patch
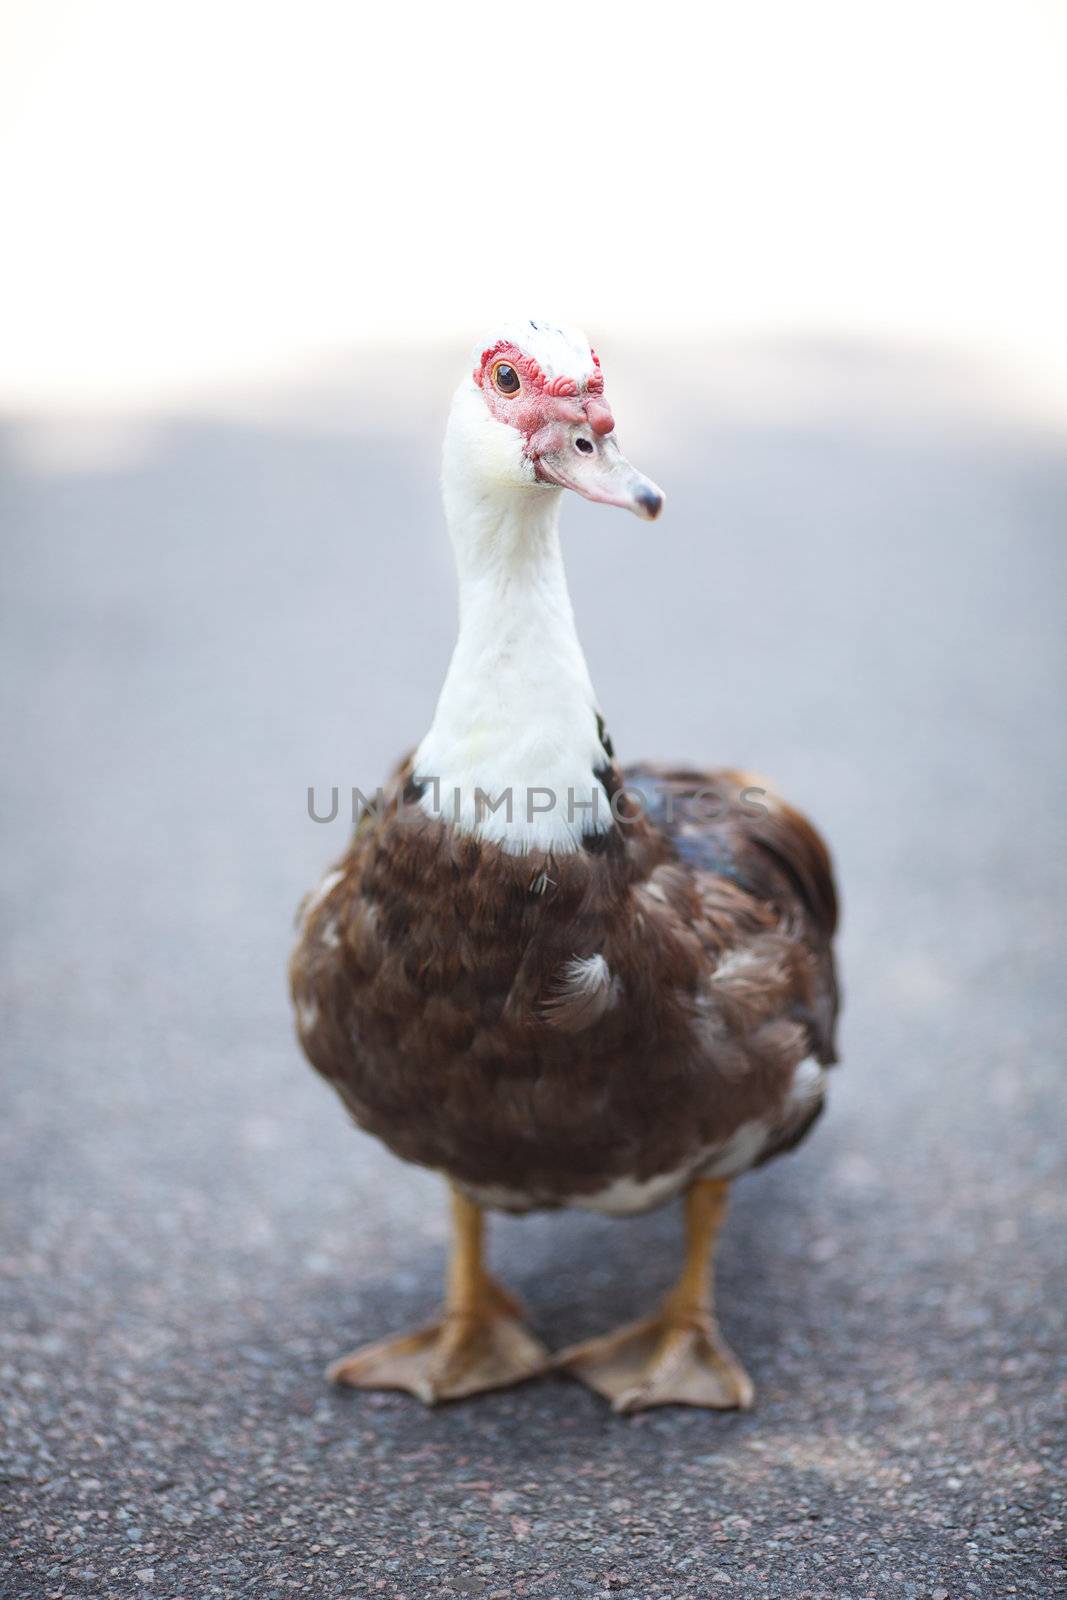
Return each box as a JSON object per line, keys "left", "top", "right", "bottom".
{"left": 542, "top": 953, "right": 618, "bottom": 1033}
{"left": 302, "top": 868, "right": 343, "bottom": 920}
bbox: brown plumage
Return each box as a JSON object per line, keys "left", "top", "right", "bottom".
{"left": 289, "top": 319, "right": 842, "bottom": 1411}
{"left": 291, "top": 761, "right": 838, "bottom": 1207}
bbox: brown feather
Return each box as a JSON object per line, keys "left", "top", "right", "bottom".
{"left": 289, "top": 757, "right": 842, "bottom": 1207}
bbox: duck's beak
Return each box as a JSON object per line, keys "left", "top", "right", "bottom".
{"left": 531, "top": 407, "right": 664, "bottom": 521}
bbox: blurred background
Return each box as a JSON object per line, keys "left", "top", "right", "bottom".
{"left": 2, "top": 3, "right": 1065, "bottom": 1597}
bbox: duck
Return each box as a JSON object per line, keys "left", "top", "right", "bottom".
{"left": 290, "top": 319, "right": 840, "bottom": 1412}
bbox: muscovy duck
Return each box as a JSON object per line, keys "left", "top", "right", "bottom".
{"left": 290, "top": 320, "right": 840, "bottom": 1410}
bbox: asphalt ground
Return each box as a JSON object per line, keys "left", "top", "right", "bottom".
{"left": 2, "top": 346, "right": 1065, "bottom": 1598}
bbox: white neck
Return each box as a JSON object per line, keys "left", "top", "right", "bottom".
{"left": 415, "top": 404, "right": 612, "bottom": 854}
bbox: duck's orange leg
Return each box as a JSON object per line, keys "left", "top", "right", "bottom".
{"left": 328, "top": 1185, "right": 550, "bottom": 1404}
{"left": 557, "top": 1179, "right": 754, "bottom": 1413}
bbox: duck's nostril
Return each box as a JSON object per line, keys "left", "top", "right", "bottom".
{"left": 574, "top": 437, "right": 594, "bottom": 455}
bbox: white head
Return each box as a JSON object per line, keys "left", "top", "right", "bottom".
{"left": 443, "top": 317, "right": 664, "bottom": 526}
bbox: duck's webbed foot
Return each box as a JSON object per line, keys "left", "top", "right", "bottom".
{"left": 557, "top": 1177, "right": 754, "bottom": 1413}
{"left": 328, "top": 1276, "right": 549, "bottom": 1403}
{"left": 328, "top": 1187, "right": 549, "bottom": 1404}
{"left": 557, "top": 1306, "right": 753, "bottom": 1413}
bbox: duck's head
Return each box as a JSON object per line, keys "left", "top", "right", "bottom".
{"left": 445, "top": 318, "right": 664, "bottom": 522}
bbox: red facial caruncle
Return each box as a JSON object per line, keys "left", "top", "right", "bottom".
{"left": 473, "top": 341, "right": 613, "bottom": 448}
{"left": 472, "top": 336, "right": 664, "bottom": 521}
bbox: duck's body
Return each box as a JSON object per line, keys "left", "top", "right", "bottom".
{"left": 292, "top": 760, "right": 837, "bottom": 1218}
{"left": 290, "top": 321, "right": 841, "bottom": 1410}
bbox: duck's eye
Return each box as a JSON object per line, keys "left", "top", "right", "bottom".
{"left": 492, "top": 362, "right": 520, "bottom": 396}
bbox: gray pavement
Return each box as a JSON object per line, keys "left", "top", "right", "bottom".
{"left": 1, "top": 346, "right": 1065, "bottom": 1599}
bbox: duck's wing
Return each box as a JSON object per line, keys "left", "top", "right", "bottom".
{"left": 621, "top": 762, "right": 841, "bottom": 1067}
